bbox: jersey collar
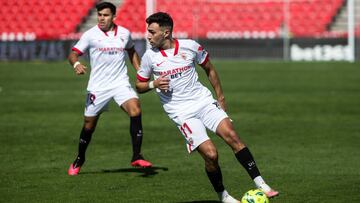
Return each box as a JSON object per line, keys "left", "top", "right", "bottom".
{"left": 98, "top": 24, "right": 118, "bottom": 37}
{"left": 159, "top": 38, "right": 179, "bottom": 57}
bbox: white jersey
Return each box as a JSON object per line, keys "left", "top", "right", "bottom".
{"left": 72, "top": 24, "right": 134, "bottom": 91}
{"left": 137, "top": 39, "right": 214, "bottom": 118}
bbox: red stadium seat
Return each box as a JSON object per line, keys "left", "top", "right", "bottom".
{"left": 1, "top": 0, "right": 96, "bottom": 40}
{"left": 1, "top": 0, "right": 349, "bottom": 40}
{"left": 114, "top": 0, "right": 346, "bottom": 38}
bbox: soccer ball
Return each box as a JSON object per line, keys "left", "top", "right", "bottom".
{"left": 241, "top": 189, "right": 269, "bottom": 203}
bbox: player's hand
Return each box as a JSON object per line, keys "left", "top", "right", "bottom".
{"left": 74, "top": 64, "right": 87, "bottom": 75}
{"left": 154, "top": 74, "right": 170, "bottom": 91}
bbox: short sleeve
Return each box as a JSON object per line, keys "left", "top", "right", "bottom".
{"left": 71, "top": 32, "right": 90, "bottom": 56}
{"left": 136, "top": 52, "right": 152, "bottom": 82}
{"left": 193, "top": 41, "right": 209, "bottom": 65}
{"left": 125, "top": 31, "right": 135, "bottom": 49}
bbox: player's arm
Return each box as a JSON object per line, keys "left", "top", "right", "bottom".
{"left": 136, "top": 74, "right": 170, "bottom": 93}
{"left": 200, "top": 60, "right": 227, "bottom": 111}
{"left": 136, "top": 52, "right": 170, "bottom": 93}
{"left": 126, "top": 47, "right": 141, "bottom": 71}
{"left": 136, "top": 79, "right": 153, "bottom": 93}
{"left": 68, "top": 51, "right": 87, "bottom": 75}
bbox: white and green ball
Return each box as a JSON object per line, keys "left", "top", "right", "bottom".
{"left": 241, "top": 189, "right": 269, "bottom": 203}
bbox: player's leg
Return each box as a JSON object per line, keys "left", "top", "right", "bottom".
{"left": 68, "top": 116, "right": 100, "bottom": 175}
{"left": 215, "top": 118, "right": 279, "bottom": 198}
{"left": 197, "top": 140, "right": 240, "bottom": 203}
{"left": 200, "top": 102, "right": 278, "bottom": 198}
{"left": 120, "top": 96, "right": 152, "bottom": 168}
{"left": 68, "top": 91, "right": 109, "bottom": 176}
{"left": 175, "top": 117, "right": 239, "bottom": 203}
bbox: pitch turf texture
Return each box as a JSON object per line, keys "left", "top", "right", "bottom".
{"left": 1, "top": 61, "right": 359, "bottom": 202}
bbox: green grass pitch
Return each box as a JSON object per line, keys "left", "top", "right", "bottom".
{"left": 0, "top": 61, "right": 359, "bottom": 202}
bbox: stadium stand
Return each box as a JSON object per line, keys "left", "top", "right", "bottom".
{"left": 114, "top": 0, "right": 346, "bottom": 39}
{"left": 0, "top": 0, "right": 96, "bottom": 41}
{"left": 0, "top": 0, "right": 355, "bottom": 40}
{"left": 114, "top": 0, "right": 147, "bottom": 39}
{"left": 289, "top": 0, "right": 345, "bottom": 37}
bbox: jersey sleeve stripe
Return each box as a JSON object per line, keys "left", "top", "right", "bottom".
{"left": 200, "top": 53, "right": 209, "bottom": 65}
{"left": 174, "top": 39, "right": 179, "bottom": 56}
{"left": 136, "top": 74, "right": 150, "bottom": 82}
{"left": 71, "top": 47, "right": 84, "bottom": 56}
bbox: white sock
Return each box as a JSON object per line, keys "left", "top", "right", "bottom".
{"left": 254, "top": 176, "right": 271, "bottom": 192}
{"left": 218, "top": 190, "right": 229, "bottom": 200}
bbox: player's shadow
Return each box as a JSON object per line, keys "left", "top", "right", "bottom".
{"left": 176, "top": 201, "right": 220, "bottom": 203}
{"left": 101, "top": 166, "right": 168, "bottom": 177}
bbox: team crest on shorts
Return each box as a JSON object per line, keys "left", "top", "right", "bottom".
{"left": 86, "top": 93, "right": 96, "bottom": 106}
{"left": 89, "top": 94, "right": 96, "bottom": 104}
{"left": 187, "top": 137, "right": 194, "bottom": 145}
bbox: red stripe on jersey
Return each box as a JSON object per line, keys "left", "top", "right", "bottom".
{"left": 159, "top": 38, "right": 179, "bottom": 57}
{"left": 98, "top": 24, "right": 117, "bottom": 36}
{"left": 174, "top": 39, "right": 179, "bottom": 56}
{"left": 198, "top": 46, "right": 203, "bottom": 51}
{"left": 136, "top": 74, "right": 150, "bottom": 82}
{"left": 160, "top": 49, "right": 167, "bottom": 57}
{"left": 200, "top": 54, "right": 210, "bottom": 66}
{"left": 114, "top": 24, "right": 118, "bottom": 36}
{"left": 71, "top": 47, "right": 83, "bottom": 56}
{"left": 98, "top": 25, "right": 108, "bottom": 36}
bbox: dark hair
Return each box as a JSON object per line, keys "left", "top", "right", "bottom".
{"left": 146, "top": 12, "right": 173, "bottom": 32}
{"left": 96, "top": 2, "right": 116, "bottom": 15}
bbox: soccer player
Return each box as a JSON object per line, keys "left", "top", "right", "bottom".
{"left": 67, "top": 2, "right": 152, "bottom": 176}
{"left": 136, "top": 12, "right": 279, "bottom": 203}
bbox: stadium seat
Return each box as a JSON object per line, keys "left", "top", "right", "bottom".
{"left": 1, "top": 0, "right": 353, "bottom": 40}
{"left": 113, "top": 0, "right": 346, "bottom": 38}
{"left": 0, "top": 0, "right": 96, "bottom": 40}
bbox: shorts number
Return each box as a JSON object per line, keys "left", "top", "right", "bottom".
{"left": 180, "top": 122, "right": 192, "bottom": 137}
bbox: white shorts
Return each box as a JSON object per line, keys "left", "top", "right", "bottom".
{"left": 84, "top": 85, "right": 138, "bottom": 117}
{"left": 172, "top": 100, "right": 228, "bottom": 153}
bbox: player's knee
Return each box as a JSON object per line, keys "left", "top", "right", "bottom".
{"left": 205, "top": 150, "right": 218, "bottom": 163}
{"left": 83, "top": 118, "right": 97, "bottom": 131}
{"left": 128, "top": 107, "right": 141, "bottom": 117}
{"left": 204, "top": 151, "right": 219, "bottom": 171}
